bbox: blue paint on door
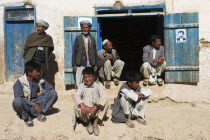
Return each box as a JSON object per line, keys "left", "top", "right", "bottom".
{"left": 5, "top": 7, "right": 35, "bottom": 81}
{"left": 164, "top": 12, "right": 199, "bottom": 83}
{"left": 64, "top": 16, "right": 98, "bottom": 85}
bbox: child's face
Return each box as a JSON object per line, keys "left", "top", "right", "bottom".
{"left": 28, "top": 70, "right": 40, "bottom": 79}
{"left": 83, "top": 74, "right": 95, "bottom": 86}
{"left": 128, "top": 81, "right": 139, "bottom": 90}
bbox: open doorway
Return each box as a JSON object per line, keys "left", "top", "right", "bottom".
{"left": 98, "top": 15, "right": 164, "bottom": 80}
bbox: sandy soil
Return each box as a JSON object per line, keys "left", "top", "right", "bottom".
{"left": 0, "top": 92, "right": 210, "bottom": 140}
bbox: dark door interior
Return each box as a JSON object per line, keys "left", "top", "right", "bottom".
{"left": 98, "top": 16, "right": 164, "bottom": 80}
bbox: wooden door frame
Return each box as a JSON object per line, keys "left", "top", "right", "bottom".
{"left": 4, "top": 6, "right": 36, "bottom": 81}
{"left": 95, "top": 5, "right": 166, "bottom": 52}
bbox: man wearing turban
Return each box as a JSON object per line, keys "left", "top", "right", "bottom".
{"left": 72, "top": 20, "right": 98, "bottom": 88}
{"left": 97, "top": 39, "right": 124, "bottom": 89}
{"left": 23, "top": 19, "right": 54, "bottom": 79}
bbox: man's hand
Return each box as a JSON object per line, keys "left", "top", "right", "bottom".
{"left": 106, "top": 54, "right": 113, "bottom": 60}
{"left": 37, "top": 92, "right": 43, "bottom": 97}
{"left": 94, "top": 66, "right": 98, "bottom": 71}
{"left": 73, "top": 66, "right": 77, "bottom": 71}
{"left": 80, "top": 103, "right": 89, "bottom": 115}
{"left": 136, "top": 92, "right": 145, "bottom": 99}
{"left": 159, "top": 57, "right": 165, "bottom": 63}
{"left": 154, "top": 57, "right": 165, "bottom": 63}
{"left": 32, "top": 103, "right": 42, "bottom": 115}
{"left": 88, "top": 106, "right": 97, "bottom": 115}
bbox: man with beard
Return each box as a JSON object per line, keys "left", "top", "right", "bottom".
{"left": 97, "top": 39, "right": 124, "bottom": 89}
{"left": 72, "top": 20, "right": 98, "bottom": 88}
{"left": 140, "top": 35, "right": 166, "bottom": 86}
{"left": 24, "top": 19, "right": 54, "bottom": 79}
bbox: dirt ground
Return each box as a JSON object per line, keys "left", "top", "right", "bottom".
{"left": 0, "top": 92, "right": 210, "bottom": 140}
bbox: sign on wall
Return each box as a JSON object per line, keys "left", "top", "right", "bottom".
{"left": 176, "top": 29, "right": 187, "bottom": 43}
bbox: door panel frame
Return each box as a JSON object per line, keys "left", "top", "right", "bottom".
{"left": 4, "top": 6, "right": 36, "bottom": 81}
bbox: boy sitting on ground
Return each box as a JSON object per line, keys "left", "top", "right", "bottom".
{"left": 12, "top": 61, "right": 58, "bottom": 127}
{"left": 112, "top": 72, "right": 152, "bottom": 128}
{"left": 73, "top": 67, "right": 109, "bottom": 136}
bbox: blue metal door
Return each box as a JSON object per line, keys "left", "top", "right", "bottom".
{"left": 164, "top": 13, "right": 199, "bottom": 83}
{"left": 5, "top": 7, "right": 35, "bottom": 81}
{"left": 64, "top": 16, "right": 98, "bottom": 85}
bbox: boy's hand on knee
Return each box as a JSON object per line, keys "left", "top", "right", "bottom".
{"left": 37, "top": 92, "right": 43, "bottom": 96}
{"left": 32, "top": 103, "right": 42, "bottom": 115}
{"left": 136, "top": 92, "right": 145, "bottom": 99}
{"left": 88, "top": 106, "right": 97, "bottom": 115}
{"left": 80, "top": 103, "right": 89, "bottom": 115}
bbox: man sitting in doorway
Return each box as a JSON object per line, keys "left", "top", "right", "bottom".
{"left": 140, "top": 35, "right": 166, "bottom": 86}
{"left": 112, "top": 72, "right": 152, "bottom": 128}
{"left": 12, "top": 61, "right": 58, "bottom": 127}
{"left": 73, "top": 67, "right": 109, "bottom": 136}
{"left": 98, "top": 39, "right": 124, "bottom": 89}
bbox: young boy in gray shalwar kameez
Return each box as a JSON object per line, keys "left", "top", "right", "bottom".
{"left": 112, "top": 72, "right": 152, "bottom": 128}
{"left": 12, "top": 62, "right": 58, "bottom": 127}
{"left": 74, "top": 67, "right": 109, "bottom": 136}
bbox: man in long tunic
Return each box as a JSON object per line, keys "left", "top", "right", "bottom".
{"left": 98, "top": 39, "right": 124, "bottom": 89}
{"left": 24, "top": 19, "right": 54, "bottom": 78}
{"left": 12, "top": 62, "right": 58, "bottom": 127}
{"left": 72, "top": 20, "right": 98, "bottom": 88}
{"left": 73, "top": 67, "right": 109, "bottom": 136}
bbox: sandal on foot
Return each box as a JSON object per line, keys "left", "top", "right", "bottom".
{"left": 24, "top": 116, "right": 34, "bottom": 127}
{"left": 157, "top": 78, "right": 164, "bottom": 86}
{"left": 137, "top": 117, "right": 147, "bottom": 125}
{"left": 37, "top": 114, "right": 46, "bottom": 122}
{"left": 113, "top": 77, "right": 119, "bottom": 86}
{"left": 143, "top": 79, "right": 149, "bottom": 86}
{"left": 105, "top": 81, "right": 110, "bottom": 89}
{"left": 126, "top": 120, "right": 135, "bottom": 128}
{"left": 93, "top": 125, "right": 100, "bottom": 136}
{"left": 86, "top": 122, "right": 94, "bottom": 134}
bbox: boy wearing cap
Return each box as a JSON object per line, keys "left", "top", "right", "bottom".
{"left": 72, "top": 20, "right": 98, "bottom": 88}
{"left": 112, "top": 72, "right": 152, "bottom": 128}
{"left": 97, "top": 39, "right": 124, "bottom": 89}
{"left": 73, "top": 67, "right": 109, "bottom": 136}
{"left": 12, "top": 62, "right": 57, "bottom": 127}
{"left": 24, "top": 19, "right": 54, "bottom": 78}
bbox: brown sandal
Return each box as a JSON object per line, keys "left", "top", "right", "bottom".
{"left": 113, "top": 77, "right": 119, "bottom": 86}
{"left": 126, "top": 120, "right": 135, "bottom": 128}
{"left": 105, "top": 81, "right": 110, "bottom": 89}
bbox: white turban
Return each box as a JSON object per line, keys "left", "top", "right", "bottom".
{"left": 36, "top": 19, "right": 49, "bottom": 29}
{"left": 102, "top": 39, "right": 109, "bottom": 46}
{"left": 80, "top": 20, "right": 92, "bottom": 27}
